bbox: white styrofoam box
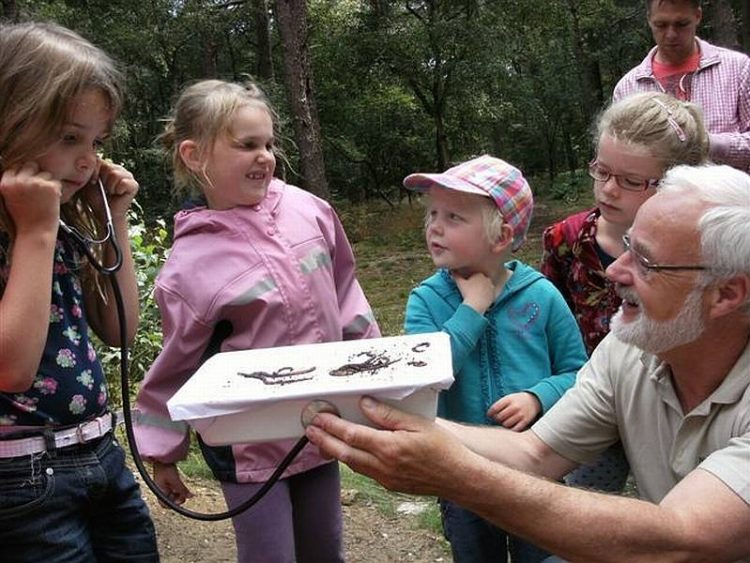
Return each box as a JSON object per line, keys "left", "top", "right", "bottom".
{"left": 167, "top": 332, "right": 453, "bottom": 445}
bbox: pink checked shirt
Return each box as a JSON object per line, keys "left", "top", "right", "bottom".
{"left": 614, "top": 37, "right": 750, "bottom": 172}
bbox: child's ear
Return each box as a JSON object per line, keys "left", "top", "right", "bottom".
{"left": 178, "top": 140, "right": 202, "bottom": 172}
{"left": 491, "top": 223, "right": 514, "bottom": 254}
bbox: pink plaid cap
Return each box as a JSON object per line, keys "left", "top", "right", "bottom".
{"left": 403, "top": 155, "right": 534, "bottom": 251}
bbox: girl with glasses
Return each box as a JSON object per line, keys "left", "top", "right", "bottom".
{"left": 540, "top": 91, "right": 708, "bottom": 494}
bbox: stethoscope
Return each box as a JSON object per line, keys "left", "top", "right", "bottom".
{"left": 58, "top": 179, "right": 122, "bottom": 274}
{"left": 64, "top": 180, "right": 308, "bottom": 521}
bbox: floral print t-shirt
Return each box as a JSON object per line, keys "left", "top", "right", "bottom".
{"left": 0, "top": 231, "right": 108, "bottom": 427}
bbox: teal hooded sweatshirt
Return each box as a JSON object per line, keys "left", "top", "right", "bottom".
{"left": 405, "top": 260, "right": 587, "bottom": 425}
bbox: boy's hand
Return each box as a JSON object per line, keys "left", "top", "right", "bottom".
{"left": 153, "top": 461, "right": 193, "bottom": 506}
{"left": 95, "top": 160, "right": 139, "bottom": 220}
{"left": 0, "top": 162, "right": 61, "bottom": 235}
{"left": 452, "top": 271, "right": 495, "bottom": 315}
{"left": 487, "top": 392, "right": 541, "bottom": 431}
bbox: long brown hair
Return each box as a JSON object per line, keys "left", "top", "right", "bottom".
{"left": 0, "top": 21, "right": 124, "bottom": 290}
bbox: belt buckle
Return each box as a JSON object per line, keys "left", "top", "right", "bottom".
{"left": 75, "top": 416, "right": 104, "bottom": 444}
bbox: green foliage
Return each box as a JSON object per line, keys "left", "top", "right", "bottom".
{"left": 15, "top": 0, "right": 744, "bottom": 206}
{"left": 340, "top": 464, "right": 446, "bottom": 539}
{"left": 99, "top": 204, "right": 170, "bottom": 408}
{"left": 179, "top": 432, "right": 217, "bottom": 480}
{"left": 340, "top": 199, "right": 433, "bottom": 335}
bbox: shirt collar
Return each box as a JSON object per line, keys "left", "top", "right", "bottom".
{"left": 646, "top": 337, "right": 750, "bottom": 414}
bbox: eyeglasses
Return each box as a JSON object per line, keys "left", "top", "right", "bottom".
{"left": 588, "top": 160, "right": 660, "bottom": 192}
{"left": 622, "top": 234, "right": 708, "bottom": 277}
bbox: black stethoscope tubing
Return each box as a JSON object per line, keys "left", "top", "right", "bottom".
{"left": 66, "top": 185, "right": 307, "bottom": 521}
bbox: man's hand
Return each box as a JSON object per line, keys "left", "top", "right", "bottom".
{"left": 305, "top": 397, "right": 472, "bottom": 496}
{"left": 487, "top": 392, "right": 541, "bottom": 431}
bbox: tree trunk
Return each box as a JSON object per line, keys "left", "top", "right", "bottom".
{"left": 704, "top": 0, "right": 739, "bottom": 48}
{"left": 202, "top": 37, "right": 218, "bottom": 78}
{"left": 368, "top": 0, "right": 390, "bottom": 20}
{"left": 433, "top": 57, "right": 450, "bottom": 169}
{"left": 1, "top": 0, "right": 18, "bottom": 21}
{"left": 743, "top": 0, "right": 750, "bottom": 51}
{"left": 253, "top": 0, "right": 274, "bottom": 81}
{"left": 565, "top": 0, "right": 603, "bottom": 121}
{"left": 434, "top": 113, "right": 449, "bottom": 170}
{"left": 273, "top": 0, "right": 330, "bottom": 199}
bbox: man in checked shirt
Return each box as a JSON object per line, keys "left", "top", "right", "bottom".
{"left": 614, "top": 0, "right": 749, "bottom": 173}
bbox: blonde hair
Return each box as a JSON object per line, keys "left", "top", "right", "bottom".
{"left": 160, "top": 79, "right": 278, "bottom": 200}
{"left": 0, "top": 21, "right": 124, "bottom": 290}
{"left": 479, "top": 198, "right": 504, "bottom": 244}
{"left": 596, "top": 92, "right": 709, "bottom": 168}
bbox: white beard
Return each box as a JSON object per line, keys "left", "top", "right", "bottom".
{"left": 611, "top": 286, "right": 706, "bottom": 354}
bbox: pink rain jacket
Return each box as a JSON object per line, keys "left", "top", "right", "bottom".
{"left": 134, "top": 179, "right": 380, "bottom": 482}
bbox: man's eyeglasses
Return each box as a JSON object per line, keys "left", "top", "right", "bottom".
{"left": 622, "top": 234, "right": 708, "bottom": 277}
{"left": 588, "top": 160, "right": 660, "bottom": 192}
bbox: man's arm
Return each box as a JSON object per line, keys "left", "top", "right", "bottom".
{"left": 708, "top": 130, "right": 750, "bottom": 173}
{"left": 307, "top": 398, "right": 750, "bottom": 562}
{"left": 706, "top": 56, "right": 750, "bottom": 172}
{"left": 453, "top": 450, "right": 750, "bottom": 562}
{"left": 305, "top": 397, "right": 573, "bottom": 495}
{"left": 436, "top": 418, "right": 576, "bottom": 480}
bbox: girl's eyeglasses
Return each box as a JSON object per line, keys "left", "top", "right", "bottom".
{"left": 589, "top": 160, "right": 660, "bottom": 192}
{"left": 622, "top": 234, "right": 708, "bottom": 277}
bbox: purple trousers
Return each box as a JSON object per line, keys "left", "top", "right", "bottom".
{"left": 221, "top": 461, "right": 344, "bottom": 563}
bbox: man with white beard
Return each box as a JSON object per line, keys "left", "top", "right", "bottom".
{"left": 305, "top": 163, "right": 750, "bottom": 562}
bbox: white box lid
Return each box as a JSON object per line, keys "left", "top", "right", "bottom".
{"left": 167, "top": 332, "right": 453, "bottom": 422}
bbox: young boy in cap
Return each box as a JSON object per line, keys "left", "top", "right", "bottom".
{"left": 403, "top": 155, "right": 587, "bottom": 563}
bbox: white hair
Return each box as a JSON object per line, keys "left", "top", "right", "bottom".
{"left": 658, "top": 164, "right": 750, "bottom": 314}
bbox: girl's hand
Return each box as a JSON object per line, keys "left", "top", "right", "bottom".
{"left": 96, "top": 160, "right": 139, "bottom": 220}
{"left": 152, "top": 462, "right": 193, "bottom": 506}
{"left": 487, "top": 392, "right": 542, "bottom": 432}
{"left": 0, "top": 162, "right": 61, "bottom": 235}
{"left": 452, "top": 271, "right": 495, "bottom": 315}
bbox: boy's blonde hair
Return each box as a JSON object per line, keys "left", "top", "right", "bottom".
{"left": 479, "top": 198, "right": 505, "bottom": 244}
{"left": 596, "top": 92, "right": 709, "bottom": 167}
{"left": 160, "top": 79, "right": 278, "bottom": 199}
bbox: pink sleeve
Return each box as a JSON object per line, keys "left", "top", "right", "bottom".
{"left": 133, "top": 284, "right": 215, "bottom": 463}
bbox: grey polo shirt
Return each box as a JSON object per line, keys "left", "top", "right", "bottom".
{"left": 532, "top": 333, "right": 750, "bottom": 506}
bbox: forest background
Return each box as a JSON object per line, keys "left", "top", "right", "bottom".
{"left": 2, "top": 3, "right": 748, "bottom": 556}
{"left": 1, "top": 0, "right": 748, "bottom": 385}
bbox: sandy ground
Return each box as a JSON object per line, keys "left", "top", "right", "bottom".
{"left": 136, "top": 470, "right": 450, "bottom": 563}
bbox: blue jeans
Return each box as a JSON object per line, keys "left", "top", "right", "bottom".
{"left": 440, "top": 499, "right": 550, "bottom": 563}
{"left": 0, "top": 433, "right": 158, "bottom": 562}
